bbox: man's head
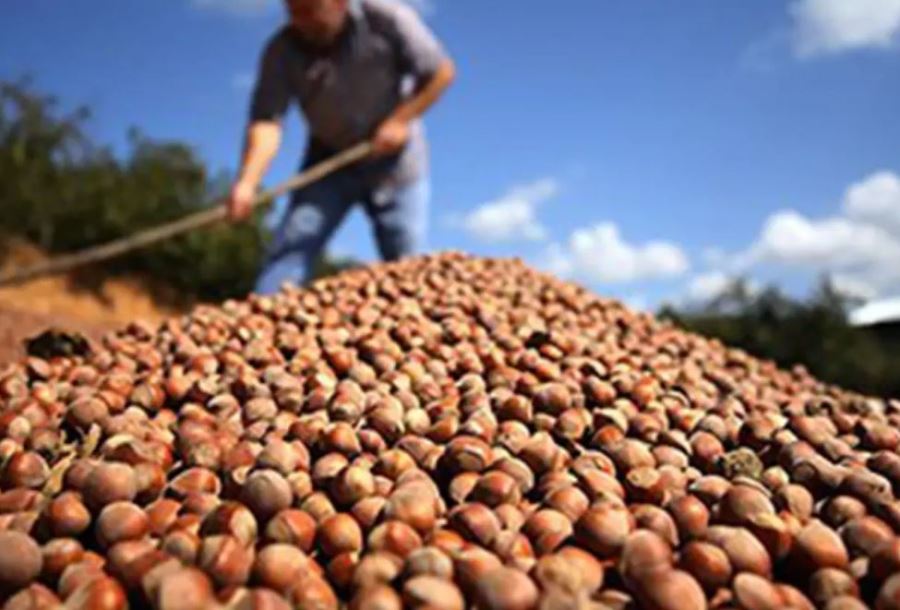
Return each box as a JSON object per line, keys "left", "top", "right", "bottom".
{"left": 285, "top": 0, "right": 350, "bottom": 46}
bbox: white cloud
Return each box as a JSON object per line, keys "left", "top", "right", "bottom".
{"left": 747, "top": 211, "right": 900, "bottom": 269}
{"left": 701, "top": 247, "right": 730, "bottom": 269}
{"left": 830, "top": 274, "right": 880, "bottom": 301}
{"left": 685, "top": 272, "right": 735, "bottom": 304}
{"left": 543, "top": 223, "right": 689, "bottom": 285}
{"left": 790, "top": 0, "right": 900, "bottom": 57}
{"left": 622, "top": 294, "right": 650, "bottom": 313}
{"left": 717, "top": 170, "right": 900, "bottom": 300}
{"left": 671, "top": 272, "right": 762, "bottom": 309}
{"left": 844, "top": 170, "right": 900, "bottom": 233}
{"left": 850, "top": 296, "right": 900, "bottom": 326}
{"left": 455, "top": 178, "right": 558, "bottom": 243}
{"left": 541, "top": 243, "right": 574, "bottom": 278}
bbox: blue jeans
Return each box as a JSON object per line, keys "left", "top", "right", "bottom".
{"left": 254, "top": 167, "right": 430, "bottom": 295}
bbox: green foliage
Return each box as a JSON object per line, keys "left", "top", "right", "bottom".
{"left": 660, "top": 276, "right": 900, "bottom": 398}
{"left": 0, "top": 78, "right": 354, "bottom": 303}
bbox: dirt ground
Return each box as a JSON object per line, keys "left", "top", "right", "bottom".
{"left": 0, "top": 304, "right": 113, "bottom": 363}
{"left": 0, "top": 241, "right": 184, "bottom": 363}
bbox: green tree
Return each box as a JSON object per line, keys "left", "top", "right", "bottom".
{"left": 660, "top": 276, "right": 900, "bottom": 398}
{"left": 0, "top": 78, "right": 356, "bottom": 303}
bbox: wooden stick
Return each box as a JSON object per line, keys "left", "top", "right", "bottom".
{"left": 0, "top": 141, "right": 373, "bottom": 287}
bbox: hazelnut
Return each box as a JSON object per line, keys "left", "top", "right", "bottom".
{"left": 0, "top": 530, "right": 42, "bottom": 592}
{"left": 404, "top": 546, "right": 454, "bottom": 580}
{"left": 872, "top": 538, "right": 900, "bottom": 582}
{"left": 146, "top": 498, "right": 182, "bottom": 536}
{"left": 197, "top": 535, "right": 255, "bottom": 587}
{"left": 57, "top": 560, "right": 105, "bottom": 600}
{"left": 288, "top": 576, "right": 338, "bottom": 610}
{"left": 474, "top": 567, "right": 539, "bottom": 610}
{"left": 351, "top": 497, "right": 387, "bottom": 531}
{"left": 471, "top": 471, "right": 522, "bottom": 507}
{"left": 522, "top": 509, "right": 573, "bottom": 555}
{"left": 368, "top": 521, "right": 423, "bottom": 558}
{"left": 168, "top": 467, "right": 221, "bottom": 499}
{"left": 790, "top": 520, "right": 850, "bottom": 574}
{"left": 574, "top": 503, "right": 634, "bottom": 558}
{"left": 448, "top": 472, "right": 479, "bottom": 505}
{"left": 264, "top": 509, "right": 316, "bottom": 552}
{"left": 717, "top": 484, "right": 775, "bottom": 526}
{"left": 252, "top": 543, "right": 312, "bottom": 593}
{"left": 667, "top": 494, "right": 709, "bottom": 541}
{"left": 161, "top": 529, "right": 201, "bottom": 564}
{"left": 155, "top": 568, "right": 216, "bottom": 610}
{"left": 809, "top": 568, "right": 860, "bottom": 606}
{"left": 318, "top": 513, "right": 363, "bottom": 557}
{"left": 841, "top": 516, "right": 894, "bottom": 557}
{"left": 240, "top": 469, "right": 293, "bottom": 522}
{"left": 453, "top": 546, "right": 503, "bottom": 592}
{"left": 732, "top": 571, "right": 784, "bottom": 610}
{"left": 46, "top": 492, "right": 92, "bottom": 538}
{"left": 678, "top": 541, "right": 732, "bottom": 593}
{"left": 2, "top": 452, "right": 50, "bottom": 489}
{"left": 878, "top": 573, "right": 900, "bottom": 610}
{"left": 350, "top": 584, "right": 402, "bottom": 610}
{"left": 633, "top": 569, "right": 707, "bottom": 610}
{"left": 448, "top": 503, "right": 501, "bottom": 547}
{"left": 40, "top": 537, "right": 85, "bottom": 584}
{"left": 201, "top": 502, "right": 259, "bottom": 548}
{"left": 383, "top": 488, "right": 436, "bottom": 533}
{"left": 631, "top": 504, "right": 680, "bottom": 547}
{"left": 619, "top": 530, "right": 674, "bottom": 589}
{"left": 352, "top": 552, "right": 403, "bottom": 589}
{"left": 331, "top": 466, "right": 376, "bottom": 508}
{"left": 82, "top": 462, "right": 137, "bottom": 510}
{"left": 64, "top": 576, "right": 128, "bottom": 610}
{"left": 704, "top": 526, "right": 771, "bottom": 577}
{"left": 774, "top": 484, "right": 814, "bottom": 523}
{"left": 326, "top": 551, "right": 359, "bottom": 590}
{"left": 544, "top": 486, "right": 589, "bottom": 523}
{"left": 95, "top": 501, "right": 149, "bottom": 548}
{"left": 301, "top": 492, "right": 337, "bottom": 524}
{"left": 3, "top": 583, "right": 61, "bottom": 610}
{"left": 403, "top": 575, "right": 465, "bottom": 610}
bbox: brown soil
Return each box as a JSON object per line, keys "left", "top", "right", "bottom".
{"left": 0, "top": 240, "right": 186, "bottom": 363}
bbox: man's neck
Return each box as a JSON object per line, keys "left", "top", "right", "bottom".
{"left": 288, "top": 17, "right": 352, "bottom": 53}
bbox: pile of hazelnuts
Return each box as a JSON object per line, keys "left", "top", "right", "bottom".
{"left": 0, "top": 252, "right": 899, "bottom": 610}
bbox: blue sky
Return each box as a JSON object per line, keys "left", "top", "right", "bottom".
{"left": 3, "top": 0, "right": 900, "bottom": 310}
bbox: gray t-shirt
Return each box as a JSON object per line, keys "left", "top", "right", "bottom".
{"left": 250, "top": 0, "right": 447, "bottom": 194}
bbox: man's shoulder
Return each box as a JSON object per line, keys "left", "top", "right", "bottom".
{"left": 259, "top": 25, "right": 306, "bottom": 66}
{"left": 267, "top": 25, "right": 292, "bottom": 45}
{"left": 359, "top": 0, "right": 419, "bottom": 25}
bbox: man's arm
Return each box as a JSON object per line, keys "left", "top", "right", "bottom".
{"left": 371, "top": 0, "right": 456, "bottom": 157}
{"left": 372, "top": 58, "right": 456, "bottom": 157}
{"left": 228, "top": 121, "right": 283, "bottom": 221}
{"left": 228, "top": 31, "right": 290, "bottom": 222}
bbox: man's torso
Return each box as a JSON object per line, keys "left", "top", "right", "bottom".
{"left": 262, "top": 0, "right": 438, "bottom": 190}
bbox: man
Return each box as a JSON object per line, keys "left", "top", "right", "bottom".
{"left": 228, "top": 0, "right": 455, "bottom": 294}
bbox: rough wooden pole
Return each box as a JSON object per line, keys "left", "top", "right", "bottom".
{"left": 0, "top": 141, "right": 373, "bottom": 287}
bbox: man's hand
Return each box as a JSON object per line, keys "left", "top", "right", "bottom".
{"left": 228, "top": 179, "right": 258, "bottom": 222}
{"left": 372, "top": 117, "right": 411, "bottom": 157}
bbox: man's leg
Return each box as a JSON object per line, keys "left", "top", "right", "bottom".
{"left": 365, "top": 174, "right": 431, "bottom": 262}
{"left": 254, "top": 177, "right": 354, "bottom": 294}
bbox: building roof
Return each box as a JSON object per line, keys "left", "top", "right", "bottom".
{"left": 849, "top": 297, "right": 900, "bottom": 327}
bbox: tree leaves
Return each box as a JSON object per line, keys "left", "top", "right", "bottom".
{"left": 0, "top": 79, "right": 357, "bottom": 305}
